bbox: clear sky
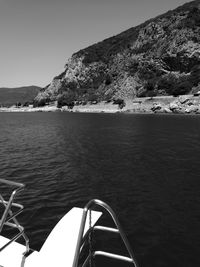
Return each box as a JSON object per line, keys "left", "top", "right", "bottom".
{"left": 0, "top": 0, "right": 191, "bottom": 87}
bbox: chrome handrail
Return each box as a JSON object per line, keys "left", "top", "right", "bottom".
{"left": 0, "top": 179, "right": 29, "bottom": 254}
{"left": 73, "top": 199, "right": 139, "bottom": 267}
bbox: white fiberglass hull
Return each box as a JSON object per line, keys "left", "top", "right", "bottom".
{"left": 0, "top": 207, "right": 102, "bottom": 267}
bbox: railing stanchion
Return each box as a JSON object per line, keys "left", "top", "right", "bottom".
{"left": 0, "top": 179, "right": 29, "bottom": 255}
{"left": 73, "top": 199, "right": 139, "bottom": 267}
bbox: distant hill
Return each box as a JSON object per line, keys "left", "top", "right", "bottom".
{"left": 35, "top": 0, "right": 200, "bottom": 106}
{"left": 0, "top": 86, "right": 41, "bottom": 107}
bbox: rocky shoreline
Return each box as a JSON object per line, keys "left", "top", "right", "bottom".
{"left": 1, "top": 95, "right": 200, "bottom": 115}
{"left": 124, "top": 95, "right": 200, "bottom": 115}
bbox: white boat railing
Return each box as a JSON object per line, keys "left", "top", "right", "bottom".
{"left": 0, "top": 179, "right": 29, "bottom": 255}
{"left": 0, "top": 181, "right": 139, "bottom": 267}
{"left": 73, "top": 199, "right": 139, "bottom": 267}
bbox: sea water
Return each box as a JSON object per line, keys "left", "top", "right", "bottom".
{"left": 0, "top": 112, "right": 199, "bottom": 267}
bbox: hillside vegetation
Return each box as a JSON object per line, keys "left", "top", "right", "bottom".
{"left": 35, "top": 0, "right": 200, "bottom": 106}
{"left": 0, "top": 86, "right": 41, "bottom": 107}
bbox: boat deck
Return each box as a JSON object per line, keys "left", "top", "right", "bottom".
{"left": 0, "top": 235, "right": 28, "bottom": 267}
{"left": 0, "top": 207, "right": 102, "bottom": 267}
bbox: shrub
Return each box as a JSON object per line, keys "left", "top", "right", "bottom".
{"left": 157, "top": 74, "right": 178, "bottom": 95}
{"left": 136, "top": 86, "right": 147, "bottom": 97}
{"left": 105, "top": 74, "right": 112, "bottom": 85}
{"left": 33, "top": 99, "right": 46, "bottom": 107}
{"left": 23, "top": 102, "right": 30, "bottom": 107}
{"left": 16, "top": 102, "right": 21, "bottom": 107}
{"left": 88, "top": 92, "right": 98, "bottom": 102}
{"left": 57, "top": 91, "right": 76, "bottom": 108}
{"left": 67, "top": 102, "right": 75, "bottom": 109}
{"left": 158, "top": 75, "right": 192, "bottom": 96}
{"left": 190, "top": 65, "right": 200, "bottom": 86}
{"left": 144, "top": 80, "right": 155, "bottom": 91}
{"left": 119, "top": 101, "right": 126, "bottom": 109}
{"left": 113, "top": 98, "right": 126, "bottom": 109}
{"left": 137, "top": 80, "right": 157, "bottom": 97}
{"left": 186, "top": 7, "right": 200, "bottom": 28}
{"left": 113, "top": 98, "right": 124, "bottom": 105}
{"left": 147, "top": 90, "right": 157, "bottom": 97}
{"left": 191, "top": 83, "right": 200, "bottom": 95}
{"left": 125, "top": 57, "right": 139, "bottom": 75}
{"left": 171, "top": 81, "right": 192, "bottom": 96}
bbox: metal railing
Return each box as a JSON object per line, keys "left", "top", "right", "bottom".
{"left": 73, "top": 199, "right": 139, "bottom": 267}
{"left": 0, "top": 178, "right": 29, "bottom": 255}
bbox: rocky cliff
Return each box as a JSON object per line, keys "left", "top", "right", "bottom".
{"left": 35, "top": 0, "right": 200, "bottom": 106}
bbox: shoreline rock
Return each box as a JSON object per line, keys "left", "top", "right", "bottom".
{"left": 1, "top": 95, "right": 200, "bottom": 115}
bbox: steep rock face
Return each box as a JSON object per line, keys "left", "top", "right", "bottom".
{"left": 35, "top": 0, "right": 200, "bottom": 105}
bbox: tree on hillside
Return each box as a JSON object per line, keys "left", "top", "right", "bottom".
{"left": 57, "top": 90, "right": 76, "bottom": 108}
{"left": 190, "top": 65, "right": 200, "bottom": 86}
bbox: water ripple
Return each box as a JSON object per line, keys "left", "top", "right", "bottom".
{"left": 0, "top": 113, "right": 200, "bottom": 266}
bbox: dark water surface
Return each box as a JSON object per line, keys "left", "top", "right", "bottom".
{"left": 0, "top": 112, "right": 199, "bottom": 267}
